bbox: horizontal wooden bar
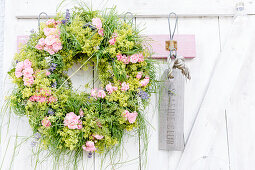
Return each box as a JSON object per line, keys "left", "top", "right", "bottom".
{"left": 15, "top": 13, "right": 255, "bottom": 19}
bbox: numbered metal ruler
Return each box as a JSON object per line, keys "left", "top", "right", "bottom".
{"left": 159, "top": 69, "right": 185, "bottom": 151}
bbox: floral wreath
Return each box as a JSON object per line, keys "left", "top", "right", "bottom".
{"left": 7, "top": 6, "right": 156, "bottom": 164}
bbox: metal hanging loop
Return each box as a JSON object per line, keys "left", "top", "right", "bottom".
{"left": 38, "top": 12, "right": 49, "bottom": 32}
{"left": 124, "top": 12, "right": 135, "bottom": 25}
{"left": 167, "top": 12, "right": 178, "bottom": 60}
{"left": 168, "top": 12, "right": 178, "bottom": 40}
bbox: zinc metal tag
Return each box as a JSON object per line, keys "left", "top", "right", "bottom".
{"left": 159, "top": 69, "right": 185, "bottom": 151}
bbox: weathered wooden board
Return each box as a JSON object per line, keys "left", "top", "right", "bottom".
{"left": 0, "top": 0, "right": 4, "bottom": 107}
{"left": 177, "top": 15, "right": 254, "bottom": 170}
{"left": 136, "top": 16, "right": 225, "bottom": 170}
{"left": 159, "top": 69, "right": 185, "bottom": 151}
{"left": 4, "top": 0, "right": 255, "bottom": 169}
{"left": 15, "top": 0, "right": 255, "bottom": 17}
{"left": 226, "top": 39, "right": 255, "bottom": 170}
{"left": 205, "top": 16, "right": 234, "bottom": 170}
{"left": 148, "top": 34, "right": 196, "bottom": 58}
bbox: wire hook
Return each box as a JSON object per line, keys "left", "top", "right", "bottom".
{"left": 124, "top": 12, "right": 135, "bottom": 25}
{"left": 168, "top": 12, "right": 178, "bottom": 40}
{"left": 38, "top": 12, "right": 49, "bottom": 32}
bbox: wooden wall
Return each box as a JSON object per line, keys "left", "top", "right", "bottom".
{"left": 1, "top": 0, "right": 255, "bottom": 170}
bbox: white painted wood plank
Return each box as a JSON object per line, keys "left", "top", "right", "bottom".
{"left": 0, "top": 0, "right": 4, "bottom": 107}
{"left": 226, "top": 40, "right": 255, "bottom": 170}
{"left": 1, "top": 2, "right": 95, "bottom": 170}
{"left": 137, "top": 16, "right": 223, "bottom": 170}
{"left": 205, "top": 16, "right": 234, "bottom": 170}
{"left": 177, "top": 15, "right": 255, "bottom": 170}
{"left": 14, "top": 0, "right": 255, "bottom": 17}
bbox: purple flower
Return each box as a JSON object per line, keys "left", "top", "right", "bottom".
{"left": 51, "top": 81, "right": 57, "bottom": 88}
{"left": 65, "top": 9, "right": 70, "bottom": 20}
{"left": 34, "top": 132, "right": 41, "bottom": 140}
{"left": 49, "top": 63, "right": 57, "bottom": 72}
{"left": 88, "top": 152, "right": 93, "bottom": 158}
{"left": 31, "top": 141, "right": 37, "bottom": 147}
{"left": 83, "top": 23, "right": 96, "bottom": 31}
{"left": 62, "top": 19, "right": 67, "bottom": 24}
{"left": 31, "top": 132, "right": 41, "bottom": 147}
{"left": 48, "top": 109, "right": 55, "bottom": 115}
{"left": 138, "top": 89, "right": 149, "bottom": 100}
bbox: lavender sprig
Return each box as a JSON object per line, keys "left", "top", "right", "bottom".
{"left": 49, "top": 63, "right": 57, "bottom": 72}
{"left": 48, "top": 108, "right": 55, "bottom": 115}
{"left": 138, "top": 88, "right": 149, "bottom": 100}
{"left": 51, "top": 81, "right": 57, "bottom": 88}
{"left": 88, "top": 152, "right": 93, "bottom": 158}
{"left": 62, "top": 9, "right": 70, "bottom": 24}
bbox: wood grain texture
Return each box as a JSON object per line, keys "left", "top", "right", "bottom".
{"left": 226, "top": 36, "right": 255, "bottom": 170}
{"left": 177, "top": 15, "right": 255, "bottom": 170}
{"left": 15, "top": 0, "right": 255, "bottom": 16}
{"left": 3, "top": 0, "right": 255, "bottom": 169}
{"left": 159, "top": 69, "right": 185, "bottom": 151}
{"left": 147, "top": 34, "right": 196, "bottom": 58}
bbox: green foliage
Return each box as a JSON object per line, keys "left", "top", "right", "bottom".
{"left": 5, "top": 5, "right": 158, "bottom": 169}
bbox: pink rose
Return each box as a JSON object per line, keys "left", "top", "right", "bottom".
{"left": 39, "top": 96, "right": 47, "bottom": 103}
{"left": 140, "top": 77, "right": 150, "bottom": 87}
{"left": 48, "top": 96, "right": 57, "bottom": 103}
{"left": 122, "top": 110, "right": 129, "bottom": 120}
{"left": 127, "top": 111, "right": 138, "bottom": 124}
{"left": 16, "top": 61, "right": 24, "bottom": 71}
{"left": 45, "top": 35, "right": 57, "bottom": 46}
{"left": 34, "top": 95, "right": 40, "bottom": 102}
{"left": 93, "top": 134, "right": 104, "bottom": 140}
{"left": 79, "top": 109, "right": 84, "bottom": 117}
{"left": 23, "top": 76, "right": 34, "bottom": 86}
{"left": 122, "top": 110, "right": 138, "bottom": 123}
{"left": 29, "top": 96, "right": 35, "bottom": 102}
{"left": 35, "top": 44, "right": 43, "bottom": 50}
{"left": 98, "top": 28, "right": 104, "bottom": 36}
{"left": 136, "top": 72, "right": 143, "bottom": 79}
{"left": 43, "top": 28, "right": 59, "bottom": 36}
{"left": 44, "top": 45, "right": 55, "bottom": 55}
{"left": 130, "top": 54, "right": 139, "bottom": 63}
{"left": 46, "top": 19, "right": 56, "bottom": 26}
{"left": 82, "top": 141, "right": 96, "bottom": 152}
{"left": 122, "top": 56, "right": 130, "bottom": 64}
{"left": 121, "top": 82, "right": 129, "bottom": 91}
{"left": 105, "top": 83, "right": 113, "bottom": 94}
{"left": 46, "top": 70, "right": 51, "bottom": 76}
{"left": 15, "top": 70, "right": 22, "bottom": 78}
{"left": 23, "top": 59, "right": 32, "bottom": 68}
{"left": 56, "top": 20, "right": 62, "bottom": 25}
{"left": 38, "top": 38, "right": 45, "bottom": 46}
{"left": 92, "top": 18, "right": 102, "bottom": 29}
{"left": 97, "top": 90, "right": 106, "bottom": 98}
{"left": 42, "top": 117, "right": 51, "bottom": 127}
{"left": 105, "top": 83, "right": 117, "bottom": 94}
{"left": 52, "top": 42, "right": 62, "bottom": 52}
{"left": 22, "top": 67, "right": 33, "bottom": 77}
{"left": 109, "top": 37, "right": 116, "bottom": 45}
{"left": 64, "top": 112, "right": 83, "bottom": 129}
{"left": 138, "top": 54, "right": 144, "bottom": 62}
{"left": 116, "top": 54, "right": 123, "bottom": 61}
{"left": 91, "top": 88, "right": 97, "bottom": 98}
